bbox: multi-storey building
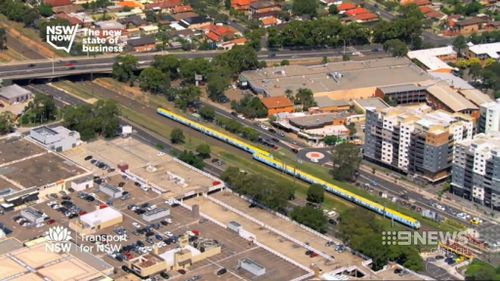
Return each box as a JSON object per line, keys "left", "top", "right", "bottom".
{"left": 364, "top": 105, "right": 473, "bottom": 182}
{"left": 451, "top": 132, "right": 500, "bottom": 210}
{"left": 478, "top": 99, "right": 500, "bottom": 134}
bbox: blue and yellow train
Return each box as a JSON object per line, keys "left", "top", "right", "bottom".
{"left": 157, "top": 107, "right": 421, "bottom": 229}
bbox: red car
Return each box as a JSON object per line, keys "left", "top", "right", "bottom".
{"left": 191, "top": 230, "right": 200, "bottom": 236}
{"left": 47, "top": 219, "right": 56, "bottom": 225}
{"left": 310, "top": 252, "right": 319, "bottom": 258}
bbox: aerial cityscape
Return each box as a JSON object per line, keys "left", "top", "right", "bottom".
{"left": 0, "top": 0, "right": 498, "bottom": 280}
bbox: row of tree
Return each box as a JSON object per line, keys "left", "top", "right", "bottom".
{"left": 62, "top": 100, "right": 121, "bottom": 141}
{"left": 230, "top": 95, "right": 268, "bottom": 118}
{"left": 337, "top": 208, "right": 424, "bottom": 271}
{"left": 215, "top": 115, "right": 259, "bottom": 141}
{"left": 221, "top": 166, "right": 295, "bottom": 212}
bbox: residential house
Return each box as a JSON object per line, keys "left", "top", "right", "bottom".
{"left": 419, "top": 6, "right": 446, "bottom": 21}
{"left": 345, "top": 7, "right": 370, "bottom": 17}
{"left": 206, "top": 24, "right": 238, "bottom": 43}
{"left": 400, "top": 0, "right": 430, "bottom": 6}
{"left": 43, "top": 0, "right": 72, "bottom": 7}
{"left": 179, "top": 16, "right": 212, "bottom": 30}
{"left": 140, "top": 25, "right": 159, "bottom": 35}
{"left": 119, "top": 15, "right": 146, "bottom": 28}
{"left": 173, "top": 5, "right": 193, "bottom": 14}
{"left": 146, "top": 0, "right": 183, "bottom": 12}
{"left": 336, "top": 3, "right": 356, "bottom": 13}
{"left": 353, "top": 12, "right": 378, "bottom": 23}
{"left": 231, "top": 0, "right": 258, "bottom": 12}
{"left": 455, "top": 17, "right": 488, "bottom": 34}
{"left": 221, "top": 38, "right": 247, "bottom": 50}
{"left": 261, "top": 16, "right": 279, "bottom": 28}
{"left": 118, "top": 1, "right": 144, "bottom": 9}
{"left": 249, "top": 1, "right": 281, "bottom": 20}
{"left": 127, "top": 36, "right": 156, "bottom": 52}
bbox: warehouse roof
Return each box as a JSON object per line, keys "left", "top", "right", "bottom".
{"left": 407, "top": 46, "right": 456, "bottom": 71}
{"left": 315, "top": 96, "right": 350, "bottom": 108}
{"left": 429, "top": 72, "right": 474, "bottom": 90}
{"left": 378, "top": 83, "right": 427, "bottom": 94}
{"left": 458, "top": 89, "right": 493, "bottom": 107}
{"left": 79, "top": 207, "right": 122, "bottom": 228}
{"left": 0, "top": 85, "right": 32, "bottom": 100}
{"left": 241, "top": 57, "right": 431, "bottom": 97}
{"left": 354, "top": 97, "right": 389, "bottom": 111}
{"left": 426, "top": 83, "right": 478, "bottom": 112}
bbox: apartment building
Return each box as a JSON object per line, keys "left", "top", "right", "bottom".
{"left": 364, "top": 105, "right": 473, "bottom": 182}
{"left": 478, "top": 99, "right": 500, "bottom": 134}
{"left": 451, "top": 132, "right": 500, "bottom": 210}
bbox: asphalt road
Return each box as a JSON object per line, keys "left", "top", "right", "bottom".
{"left": 0, "top": 45, "right": 385, "bottom": 80}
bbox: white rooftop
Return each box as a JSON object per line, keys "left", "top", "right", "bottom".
{"left": 79, "top": 207, "right": 122, "bottom": 228}
{"left": 407, "top": 46, "right": 456, "bottom": 71}
{"left": 468, "top": 42, "right": 500, "bottom": 59}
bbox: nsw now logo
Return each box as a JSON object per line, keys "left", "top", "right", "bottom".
{"left": 46, "top": 25, "right": 79, "bottom": 53}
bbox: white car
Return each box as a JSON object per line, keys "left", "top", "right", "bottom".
{"left": 260, "top": 124, "right": 269, "bottom": 131}
{"left": 165, "top": 231, "right": 173, "bottom": 237}
{"left": 132, "top": 222, "right": 142, "bottom": 229}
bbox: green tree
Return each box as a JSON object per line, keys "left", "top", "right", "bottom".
{"left": 20, "top": 93, "right": 58, "bottom": 125}
{"left": 178, "top": 150, "right": 205, "bottom": 169}
{"left": 280, "top": 59, "right": 290, "bottom": 66}
{"left": 39, "top": 4, "right": 53, "bottom": 17}
{"left": 453, "top": 35, "right": 467, "bottom": 56}
{"left": 290, "top": 206, "right": 328, "bottom": 233}
{"left": 174, "top": 85, "right": 201, "bottom": 110}
{"left": 331, "top": 143, "right": 361, "bottom": 181}
{"left": 170, "top": 128, "right": 185, "bottom": 144}
{"left": 199, "top": 106, "right": 216, "bottom": 121}
{"left": 383, "top": 39, "right": 408, "bottom": 57}
{"left": 179, "top": 58, "right": 212, "bottom": 83}
{"left": 213, "top": 45, "right": 260, "bottom": 75}
{"left": 294, "top": 88, "right": 316, "bottom": 110}
{"left": 0, "top": 28, "right": 6, "bottom": 50}
{"left": 323, "top": 135, "right": 338, "bottom": 146}
{"left": 196, "top": 144, "right": 211, "bottom": 159}
{"left": 152, "top": 55, "right": 180, "bottom": 79}
{"left": 231, "top": 95, "right": 268, "bottom": 118}
{"left": 306, "top": 184, "right": 324, "bottom": 204}
{"left": 207, "top": 73, "right": 230, "bottom": 102}
{"left": 328, "top": 4, "right": 338, "bottom": 15}
{"left": 112, "top": 55, "right": 138, "bottom": 83}
{"left": 292, "top": 0, "right": 318, "bottom": 17}
{"left": 138, "top": 67, "right": 170, "bottom": 94}
{"left": 0, "top": 113, "right": 14, "bottom": 135}
{"left": 63, "top": 100, "right": 120, "bottom": 140}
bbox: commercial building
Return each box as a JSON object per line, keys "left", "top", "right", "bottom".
{"left": 240, "top": 57, "right": 431, "bottom": 99}
{"left": 239, "top": 258, "right": 266, "bottom": 276}
{"left": 30, "top": 126, "right": 81, "bottom": 152}
{"left": 478, "top": 99, "right": 500, "bottom": 134}
{"left": 451, "top": 132, "right": 500, "bottom": 210}
{"left": 364, "top": 105, "right": 473, "bottom": 182}
{"left": 142, "top": 208, "right": 170, "bottom": 222}
{"left": 289, "top": 112, "right": 348, "bottom": 129}
{"left": 0, "top": 84, "right": 33, "bottom": 104}
{"left": 128, "top": 233, "right": 221, "bottom": 277}
{"left": 425, "top": 82, "right": 479, "bottom": 118}
{"left": 260, "top": 96, "right": 294, "bottom": 116}
{"left": 352, "top": 97, "right": 389, "bottom": 113}
{"left": 20, "top": 207, "right": 45, "bottom": 224}
{"left": 407, "top": 46, "right": 457, "bottom": 73}
{"left": 69, "top": 206, "right": 123, "bottom": 235}
{"left": 376, "top": 84, "right": 428, "bottom": 105}
{"left": 70, "top": 175, "right": 94, "bottom": 191}
{"left": 314, "top": 96, "right": 351, "bottom": 112}
{"left": 467, "top": 42, "right": 500, "bottom": 60}
{"left": 99, "top": 183, "right": 123, "bottom": 199}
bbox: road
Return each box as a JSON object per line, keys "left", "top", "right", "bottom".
{"left": 0, "top": 45, "right": 386, "bottom": 80}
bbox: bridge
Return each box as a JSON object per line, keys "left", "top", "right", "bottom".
{"left": 0, "top": 45, "right": 385, "bottom": 80}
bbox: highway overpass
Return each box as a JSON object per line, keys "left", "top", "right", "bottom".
{"left": 0, "top": 45, "right": 385, "bottom": 80}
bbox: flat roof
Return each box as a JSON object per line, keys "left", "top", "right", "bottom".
{"left": 32, "top": 126, "right": 58, "bottom": 136}
{"left": 426, "top": 83, "right": 478, "bottom": 112}
{"left": 241, "top": 57, "right": 431, "bottom": 97}
{"left": 378, "top": 83, "right": 427, "bottom": 94}
{"left": 289, "top": 113, "right": 348, "bottom": 128}
{"left": 79, "top": 206, "right": 122, "bottom": 227}
{"left": 0, "top": 84, "right": 32, "bottom": 99}
{"left": 468, "top": 42, "right": 500, "bottom": 59}
{"left": 354, "top": 97, "right": 389, "bottom": 110}
{"left": 315, "top": 96, "right": 350, "bottom": 108}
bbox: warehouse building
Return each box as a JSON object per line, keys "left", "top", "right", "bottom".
{"left": 0, "top": 84, "right": 32, "bottom": 104}
{"left": 407, "top": 46, "right": 457, "bottom": 73}
{"left": 142, "top": 208, "right": 170, "bottom": 222}
{"left": 314, "top": 96, "right": 351, "bottom": 112}
{"left": 99, "top": 183, "right": 123, "bottom": 199}
{"left": 376, "top": 84, "right": 428, "bottom": 105}
{"left": 20, "top": 207, "right": 45, "bottom": 224}
{"left": 70, "top": 176, "right": 94, "bottom": 191}
{"left": 239, "top": 57, "right": 431, "bottom": 99}
{"left": 30, "top": 126, "right": 81, "bottom": 152}
{"left": 364, "top": 105, "right": 473, "bottom": 183}
{"left": 451, "top": 132, "right": 500, "bottom": 210}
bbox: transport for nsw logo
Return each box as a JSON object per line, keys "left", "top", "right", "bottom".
{"left": 45, "top": 226, "right": 72, "bottom": 253}
{"left": 46, "top": 25, "right": 79, "bottom": 53}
